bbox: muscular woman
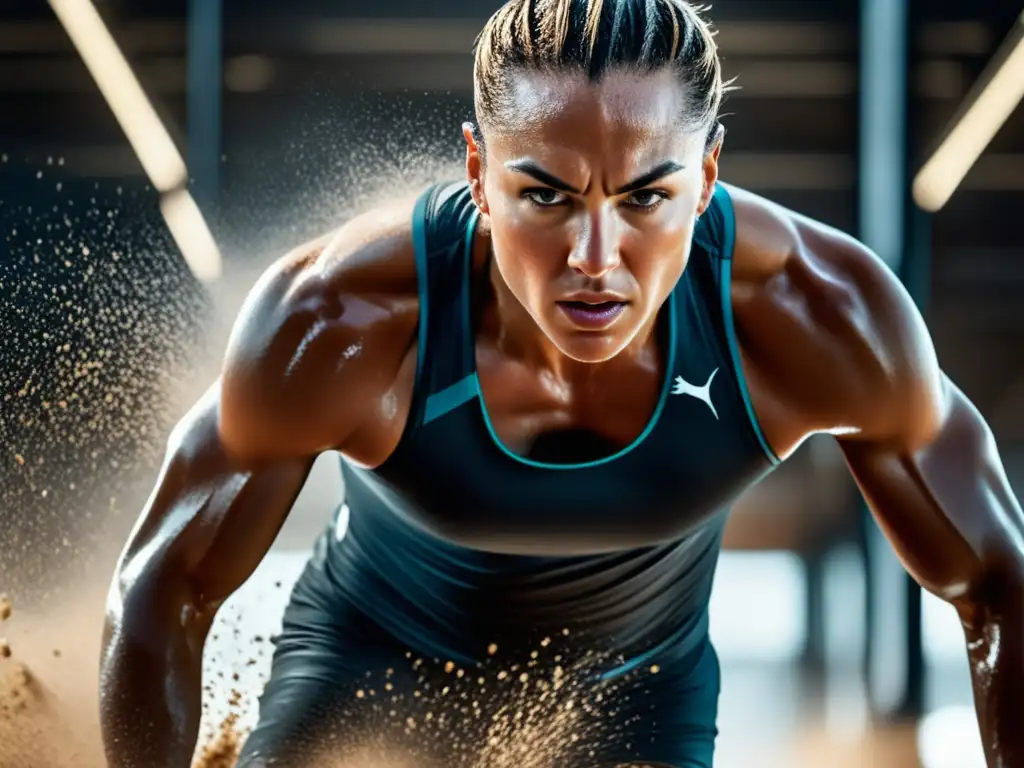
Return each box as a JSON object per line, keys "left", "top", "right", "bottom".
{"left": 100, "top": 1, "right": 1024, "bottom": 766}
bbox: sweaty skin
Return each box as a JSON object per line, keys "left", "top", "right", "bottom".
{"left": 101, "top": 69, "right": 1024, "bottom": 767}
{"left": 729, "top": 187, "right": 1024, "bottom": 767}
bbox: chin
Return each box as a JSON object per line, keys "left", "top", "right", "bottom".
{"left": 549, "top": 329, "right": 632, "bottom": 364}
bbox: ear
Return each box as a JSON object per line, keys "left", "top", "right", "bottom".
{"left": 697, "top": 122, "right": 724, "bottom": 216}
{"left": 462, "top": 122, "right": 489, "bottom": 214}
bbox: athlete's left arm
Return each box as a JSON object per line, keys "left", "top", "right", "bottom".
{"left": 839, "top": 294, "right": 1024, "bottom": 768}
{"left": 730, "top": 186, "right": 1024, "bottom": 766}
{"left": 841, "top": 360, "right": 1024, "bottom": 765}
{"left": 855, "top": 338, "right": 1024, "bottom": 767}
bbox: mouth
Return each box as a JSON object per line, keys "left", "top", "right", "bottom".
{"left": 555, "top": 299, "right": 628, "bottom": 330}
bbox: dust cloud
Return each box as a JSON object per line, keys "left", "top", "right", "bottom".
{"left": 0, "top": 91, "right": 611, "bottom": 766}
{"left": 0, "top": 92, "right": 695, "bottom": 768}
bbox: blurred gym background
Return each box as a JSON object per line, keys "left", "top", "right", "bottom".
{"left": 1, "top": 1, "right": 1022, "bottom": 766}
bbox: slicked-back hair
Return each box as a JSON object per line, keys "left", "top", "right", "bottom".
{"left": 473, "top": 0, "right": 730, "bottom": 148}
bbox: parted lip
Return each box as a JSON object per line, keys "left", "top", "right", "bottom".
{"left": 557, "top": 291, "right": 629, "bottom": 304}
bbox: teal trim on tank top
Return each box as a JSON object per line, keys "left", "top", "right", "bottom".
{"left": 423, "top": 374, "right": 480, "bottom": 425}
{"left": 715, "top": 185, "right": 781, "bottom": 466}
{"left": 411, "top": 191, "right": 431, "bottom": 384}
{"left": 461, "top": 208, "right": 680, "bottom": 471}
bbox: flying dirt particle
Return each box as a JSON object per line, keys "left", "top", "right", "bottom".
{"left": 193, "top": 713, "right": 243, "bottom": 768}
{"left": 0, "top": 640, "right": 10, "bottom": 659}
{"left": 0, "top": 106, "right": 468, "bottom": 768}
{"left": 0, "top": 662, "right": 36, "bottom": 718}
{"left": 0, "top": 595, "right": 11, "bottom": 621}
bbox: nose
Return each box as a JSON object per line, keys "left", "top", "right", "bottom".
{"left": 566, "top": 206, "right": 620, "bottom": 279}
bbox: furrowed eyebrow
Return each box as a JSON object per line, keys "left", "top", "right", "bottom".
{"left": 505, "top": 158, "right": 685, "bottom": 196}
{"left": 504, "top": 160, "right": 580, "bottom": 194}
{"left": 613, "top": 161, "right": 685, "bottom": 195}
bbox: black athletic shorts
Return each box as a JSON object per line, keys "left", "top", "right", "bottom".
{"left": 236, "top": 545, "right": 721, "bottom": 768}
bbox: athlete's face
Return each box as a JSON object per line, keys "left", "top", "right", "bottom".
{"left": 464, "top": 67, "right": 721, "bottom": 364}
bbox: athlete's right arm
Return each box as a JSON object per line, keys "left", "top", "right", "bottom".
{"left": 98, "top": 201, "right": 419, "bottom": 768}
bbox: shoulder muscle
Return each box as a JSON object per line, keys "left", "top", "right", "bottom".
{"left": 727, "top": 184, "right": 945, "bottom": 453}
{"left": 219, "top": 196, "right": 421, "bottom": 460}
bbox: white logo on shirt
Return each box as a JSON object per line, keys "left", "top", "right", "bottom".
{"left": 672, "top": 368, "right": 719, "bottom": 420}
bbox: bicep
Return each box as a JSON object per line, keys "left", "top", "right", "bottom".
{"left": 840, "top": 378, "right": 1024, "bottom": 603}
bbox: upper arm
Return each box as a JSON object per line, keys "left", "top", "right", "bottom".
{"left": 218, "top": 198, "right": 420, "bottom": 461}
{"left": 729, "top": 184, "right": 1024, "bottom": 600}
{"left": 114, "top": 199, "right": 420, "bottom": 608}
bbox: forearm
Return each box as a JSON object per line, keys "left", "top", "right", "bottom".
{"left": 961, "top": 587, "right": 1024, "bottom": 767}
{"left": 100, "top": 582, "right": 211, "bottom": 768}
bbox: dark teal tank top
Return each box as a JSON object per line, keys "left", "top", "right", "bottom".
{"left": 328, "top": 180, "right": 780, "bottom": 677}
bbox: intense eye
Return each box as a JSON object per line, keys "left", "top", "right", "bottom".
{"left": 524, "top": 188, "right": 568, "bottom": 207}
{"left": 625, "top": 190, "right": 668, "bottom": 210}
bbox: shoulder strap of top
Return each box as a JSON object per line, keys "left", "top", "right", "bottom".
{"left": 689, "top": 183, "right": 780, "bottom": 465}
{"left": 404, "top": 180, "right": 479, "bottom": 437}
